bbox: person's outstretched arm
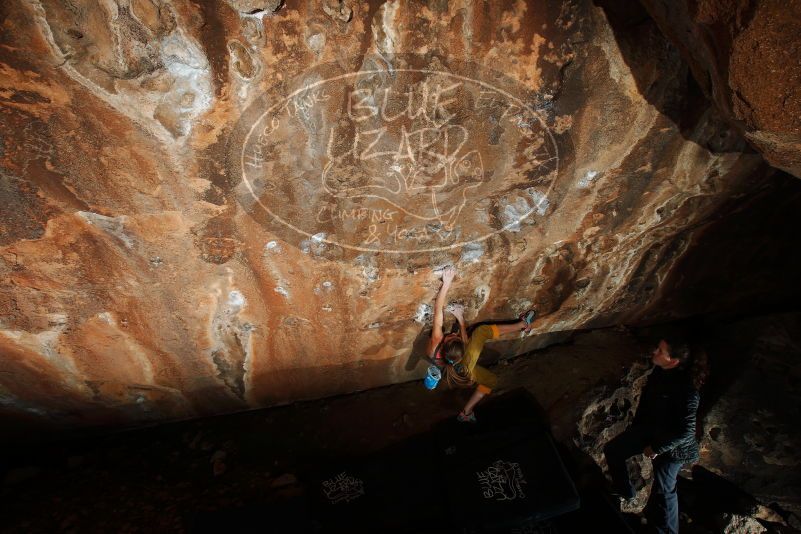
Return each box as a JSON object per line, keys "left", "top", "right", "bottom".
{"left": 429, "top": 266, "right": 456, "bottom": 353}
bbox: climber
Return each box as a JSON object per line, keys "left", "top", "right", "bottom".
{"left": 603, "top": 337, "right": 709, "bottom": 534}
{"left": 428, "top": 266, "right": 535, "bottom": 422}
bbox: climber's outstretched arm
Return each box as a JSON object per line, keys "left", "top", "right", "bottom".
{"left": 430, "top": 266, "right": 456, "bottom": 350}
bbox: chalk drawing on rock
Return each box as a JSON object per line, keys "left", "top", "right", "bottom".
{"left": 321, "top": 122, "right": 485, "bottom": 232}
{"left": 231, "top": 55, "right": 562, "bottom": 254}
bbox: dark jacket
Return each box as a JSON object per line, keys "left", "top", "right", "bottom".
{"left": 632, "top": 366, "right": 700, "bottom": 463}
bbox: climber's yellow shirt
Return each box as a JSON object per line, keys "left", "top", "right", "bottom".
{"left": 463, "top": 324, "right": 500, "bottom": 394}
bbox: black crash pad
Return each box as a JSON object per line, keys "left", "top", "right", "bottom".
{"left": 305, "top": 389, "right": 579, "bottom": 533}
{"left": 443, "top": 429, "right": 580, "bottom": 531}
{"left": 307, "top": 434, "right": 445, "bottom": 533}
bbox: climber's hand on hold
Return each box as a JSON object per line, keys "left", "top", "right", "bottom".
{"left": 441, "top": 266, "right": 456, "bottom": 286}
{"left": 643, "top": 445, "right": 657, "bottom": 459}
{"left": 447, "top": 303, "right": 465, "bottom": 322}
{"left": 432, "top": 267, "right": 457, "bottom": 343}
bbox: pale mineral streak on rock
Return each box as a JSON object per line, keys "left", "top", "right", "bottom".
{"left": 153, "top": 29, "right": 214, "bottom": 137}
{"left": 0, "top": 330, "right": 92, "bottom": 419}
{"left": 372, "top": 0, "right": 399, "bottom": 58}
{"left": 68, "top": 318, "right": 194, "bottom": 419}
{"left": 77, "top": 211, "right": 135, "bottom": 249}
{"left": 205, "top": 276, "right": 254, "bottom": 403}
{"left": 30, "top": 0, "right": 213, "bottom": 142}
{"left": 225, "top": 0, "right": 283, "bottom": 15}
{"left": 0, "top": 325, "right": 83, "bottom": 384}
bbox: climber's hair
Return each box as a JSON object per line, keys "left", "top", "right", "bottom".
{"left": 442, "top": 337, "right": 464, "bottom": 364}
{"left": 440, "top": 338, "right": 473, "bottom": 389}
{"left": 665, "top": 336, "right": 709, "bottom": 390}
{"left": 664, "top": 336, "right": 691, "bottom": 364}
{"left": 690, "top": 349, "right": 709, "bottom": 390}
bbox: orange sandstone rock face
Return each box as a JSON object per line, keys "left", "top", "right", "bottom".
{"left": 0, "top": 0, "right": 776, "bottom": 431}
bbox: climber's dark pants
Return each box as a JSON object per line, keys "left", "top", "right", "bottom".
{"left": 603, "top": 427, "right": 683, "bottom": 534}
{"left": 604, "top": 427, "right": 648, "bottom": 499}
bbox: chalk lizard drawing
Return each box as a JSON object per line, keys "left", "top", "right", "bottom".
{"left": 322, "top": 123, "right": 485, "bottom": 231}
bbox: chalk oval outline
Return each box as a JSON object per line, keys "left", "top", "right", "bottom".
{"left": 238, "top": 67, "right": 559, "bottom": 254}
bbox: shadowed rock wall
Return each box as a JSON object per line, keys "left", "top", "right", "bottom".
{"left": 638, "top": 0, "right": 801, "bottom": 177}
{"left": 0, "top": 0, "right": 795, "bottom": 433}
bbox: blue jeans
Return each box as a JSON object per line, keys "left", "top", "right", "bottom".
{"left": 603, "top": 428, "right": 683, "bottom": 534}
{"left": 649, "top": 455, "right": 683, "bottom": 534}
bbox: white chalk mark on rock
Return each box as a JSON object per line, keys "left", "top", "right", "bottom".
{"left": 460, "top": 242, "right": 484, "bottom": 263}
{"left": 228, "top": 290, "right": 246, "bottom": 311}
{"left": 577, "top": 170, "right": 599, "bottom": 189}
{"left": 414, "top": 303, "right": 433, "bottom": 325}
{"left": 264, "top": 241, "right": 281, "bottom": 253}
{"left": 274, "top": 286, "right": 289, "bottom": 297}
